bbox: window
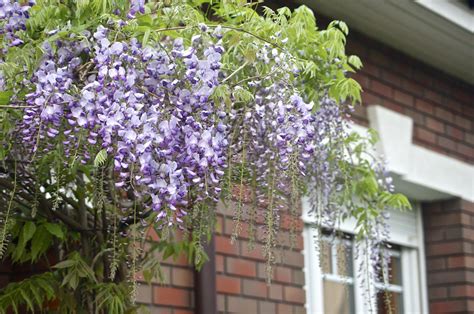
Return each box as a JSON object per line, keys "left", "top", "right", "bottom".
{"left": 303, "top": 204, "right": 428, "bottom": 314}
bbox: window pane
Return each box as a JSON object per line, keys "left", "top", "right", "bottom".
{"left": 337, "top": 241, "right": 353, "bottom": 277}
{"left": 377, "top": 290, "right": 403, "bottom": 314}
{"left": 323, "top": 280, "right": 355, "bottom": 314}
{"left": 320, "top": 240, "right": 332, "bottom": 274}
{"left": 376, "top": 251, "right": 402, "bottom": 285}
{"left": 389, "top": 255, "right": 402, "bottom": 285}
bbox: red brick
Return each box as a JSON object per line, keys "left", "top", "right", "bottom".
{"left": 425, "top": 90, "right": 444, "bottom": 104}
{"left": 217, "top": 275, "right": 241, "bottom": 294}
{"left": 292, "top": 269, "right": 305, "bottom": 286}
{"left": 172, "top": 267, "right": 193, "bottom": 287}
{"left": 371, "top": 81, "right": 392, "bottom": 97}
{"left": 449, "top": 285, "right": 474, "bottom": 298}
{"left": 242, "top": 279, "right": 267, "bottom": 298}
{"left": 153, "top": 287, "right": 190, "bottom": 307}
{"left": 444, "top": 98, "right": 463, "bottom": 113}
{"left": 269, "top": 283, "right": 283, "bottom": 300}
{"left": 429, "top": 287, "right": 447, "bottom": 299}
{"left": 394, "top": 89, "right": 414, "bottom": 106}
{"left": 404, "top": 109, "right": 425, "bottom": 125}
{"left": 466, "top": 133, "right": 474, "bottom": 146}
{"left": 174, "top": 310, "right": 193, "bottom": 314}
{"left": 280, "top": 251, "right": 304, "bottom": 268}
{"left": 136, "top": 285, "right": 153, "bottom": 304}
{"left": 227, "top": 296, "right": 258, "bottom": 313}
{"left": 383, "top": 100, "right": 404, "bottom": 113}
{"left": 415, "top": 99, "right": 434, "bottom": 114}
{"left": 426, "top": 242, "right": 464, "bottom": 256}
{"left": 361, "top": 91, "right": 382, "bottom": 105}
{"left": 454, "top": 115, "right": 472, "bottom": 130}
{"left": 226, "top": 257, "right": 256, "bottom": 277}
{"left": 241, "top": 241, "right": 266, "bottom": 261}
{"left": 277, "top": 303, "right": 293, "bottom": 314}
{"left": 274, "top": 266, "right": 292, "bottom": 284}
{"left": 215, "top": 235, "right": 239, "bottom": 255}
{"left": 457, "top": 144, "right": 474, "bottom": 161}
{"left": 447, "top": 256, "right": 474, "bottom": 269}
{"left": 427, "top": 270, "right": 470, "bottom": 285}
{"left": 415, "top": 127, "right": 436, "bottom": 145}
{"left": 430, "top": 300, "right": 467, "bottom": 313}
{"left": 216, "top": 255, "right": 224, "bottom": 272}
{"left": 428, "top": 213, "right": 468, "bottom": 227}
{"left": 426, "top": 117, "right": 445, "bottom": 133}
{"left": 434, "top": 107, "right": 454, "bottom": 123}
{"left": 438, "top": 136, "right": 456, "bottom": 151}
{"left": 362, "top": 62, "right": 380, "bottom": 77}
{"left": 217, "top": 295, "right": 226, "bottom": 312}
{"left": 380, "top": 69, "right": 402, "bottom": 86}
{"left": 401, "top": 78, "right": 424, "bottom": 96}
{"left": 426, "top": 257, "right": 446, "bottom": 271}
{"left": 284, "top": 286, "right": 305, "bottom": 304}
{"left": 259, "top": 301, "right": 277, "bottom": 313}
{"left": 446, "top": 125, "right": 464, "bottom": 140}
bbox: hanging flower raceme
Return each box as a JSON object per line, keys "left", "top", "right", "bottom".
{"left": 13, "top": 21, "right": 230, "bottom": 228}
{"left": 0, "top": 0, "right": 34, "bottom": 46}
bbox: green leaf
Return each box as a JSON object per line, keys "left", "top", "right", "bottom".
{"left": 94, "top": 149, "right": 107, "bottom": 167}
{"left": 22, "top": 222, "right": 36, "bottom": 243}
{"left": 53, "top": 259, "right": 76, "bottom": 269}
{"left": 348, "top": 55, "right": 363, "bottom": 70}
{"left": 44, "top": 223, "right": 64, "bottom": 239}
{"left": 0, "top": 91, "right": 13, "bottom": 105}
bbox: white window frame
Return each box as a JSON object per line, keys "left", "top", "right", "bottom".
{"left": 303, "top": 203, "right": 428, "bottom": 314}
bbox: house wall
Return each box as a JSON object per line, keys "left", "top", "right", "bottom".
{"left": 422, "top": 199, "right": 474, "bottom": 313}
{"left": 347, "top": 31, "right": 473, "bottom": 164}
{"left": 138, "top": 201, "right": 307, "bottom": 314}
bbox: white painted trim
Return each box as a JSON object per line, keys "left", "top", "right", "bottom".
{"left": 416, "top": 203, "right": 429, "bottom": 314}
{"left": 366, "top": 105, "right": 474, "bottom": 202}
{"left": 415, "top": 0, "right": 474, "bottom": 33}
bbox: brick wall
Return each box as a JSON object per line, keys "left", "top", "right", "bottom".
{"left": 137, "top": 200, "right": 306, "bottom": 314}
{"left": 136, "top": 230, "right": 195, "bottom": 313}
{"left": 214, "top": 202, "right": 306, "bottom": 314}
{"left": 346, "top": 32, "right": 474, "bottom": 163}
{"left": 422, "top": 199, "right": 474, "bottom": 313}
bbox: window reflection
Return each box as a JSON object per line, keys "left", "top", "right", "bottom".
{"left": 320, "top": 236, "right": 405, "bottom": 314}
{"left": 323, "top": 280, "right": 355, "bottom": 314}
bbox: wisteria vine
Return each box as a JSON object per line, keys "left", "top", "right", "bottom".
{"left": 0, "top": 0, "right": 411, "bottom": 312}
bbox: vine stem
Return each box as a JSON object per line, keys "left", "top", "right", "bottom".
{"left": 153, "top": 24, "right": 284, "bottom": 50}
{"left": 0, "top": 160, "right": 17, "bottom": 259}
{"left": 223, "top": 61, "right": 249, "bottom": 83}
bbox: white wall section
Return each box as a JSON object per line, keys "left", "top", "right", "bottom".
{"left": 366, "top": 105, "right": 474, "bottom": 202}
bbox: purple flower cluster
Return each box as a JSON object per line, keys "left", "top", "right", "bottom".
{"left": 0, "top": 0, "right": 34, "bottom": 46}
{"left": 18, "top": 25, "right": 228, "bottom": 227}
{"left": 20, "top": 41, "right": 82, "bottom": 154}
{"left": 127, "top": 0, "right": 145, "bottom": 19}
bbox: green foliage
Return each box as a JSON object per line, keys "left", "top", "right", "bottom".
{"left": 54, "top": 252, "right": 97, "bottom": 290}
{"left": 94, "top": 149, "right": 108, "bottom": 167}
{"left": 0, "top": 272, "right": 57, "bottom": 314}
